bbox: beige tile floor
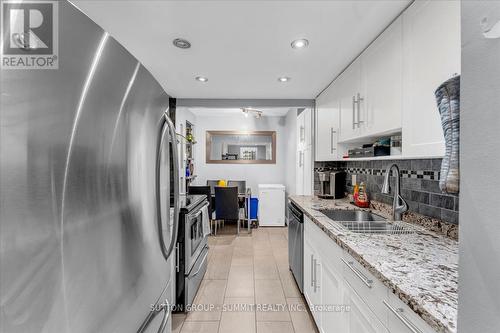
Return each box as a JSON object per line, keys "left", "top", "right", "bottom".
{"left": 172, "top": 226, "right": 319, "bottom": 333}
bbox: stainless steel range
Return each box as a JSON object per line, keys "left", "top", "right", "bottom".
{"left": 175, "top": 195, "right": 209, "bottom": 310}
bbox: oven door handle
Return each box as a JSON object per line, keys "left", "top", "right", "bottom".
{"left": 187, "top": 202, "right": 209, "bottom": 220}
{"left": 189, "top": 247, "right": 209, "bottom": 278}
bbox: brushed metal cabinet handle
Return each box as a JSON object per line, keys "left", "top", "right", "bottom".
{"left": 330, "top": 128, "right": 334, "bottom": 153}
{"left": 357, "top": 93, "right": 364, "bottom": 128}
{"left": 310, "top": 254, "right": 314, "bottom": 287}
{"left": 330, "top": 128, "right": 337, "bottom": 154}
{"left": 341, "top": 258, "right": 373, "bottom": 288}
{"left": 383, "top": 300, "right": 422, "bottom": 333}
{"left": 312, "top": 257, "right": 317, "bottom": 291}
{"left": 314, "top": 260, "right": 321, "bottom": 292}
{"left": 352, "top": 96, "right": 357, "bottom": 129}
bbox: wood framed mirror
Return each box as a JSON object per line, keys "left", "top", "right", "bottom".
{"left": 206, "top": 131, "right": 276, "bottom": 164}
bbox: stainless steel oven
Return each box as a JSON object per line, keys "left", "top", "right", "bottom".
{"left": 185, "top": 202, "right": 208, "bottom": 273}
{"left": 175, "top": 195, "right": 209, "bottom": 311}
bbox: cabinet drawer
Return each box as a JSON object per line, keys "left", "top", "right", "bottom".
{"left": 342, "top": 252, "right": 388, "bottom": 325}
{"left": 344, "top": 280, "right": 389, "bottom": 333}
{"left": 385, "top": 292, "right": 435, "bottom": 333}
{"left": 305, "top": 217, "right": 343, "bottom": 271}
{"left": 304, "top": 216, "right": 326, "bottom": 242}
{"left": 316, "top": 227, "right": 343, "bottom": 273}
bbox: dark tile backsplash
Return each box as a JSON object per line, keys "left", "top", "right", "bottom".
{"left": 314, "top": 158, "right": 459, "bottom": 224}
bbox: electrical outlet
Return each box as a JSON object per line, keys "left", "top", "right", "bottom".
{"left": 352, "top": 174, "right": 357, "bottom": 185}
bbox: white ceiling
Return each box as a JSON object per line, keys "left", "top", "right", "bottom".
{"left": 186, "top": 107, "right": 292, "bottom": 117}
{"left": 72, "top": 0, "right": 410, "bottom": 99}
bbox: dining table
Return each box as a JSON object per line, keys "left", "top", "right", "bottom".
{"left": 210, "top": 187, "right": 252, "bottom": 234}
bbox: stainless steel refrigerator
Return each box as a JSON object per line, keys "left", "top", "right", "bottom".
{"left": 0, "top": 1, "right": 179, "bottom": 332}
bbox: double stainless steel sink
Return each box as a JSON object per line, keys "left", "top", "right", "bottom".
{"left": 318, "top": 209, "right": 418, "bottom": 235}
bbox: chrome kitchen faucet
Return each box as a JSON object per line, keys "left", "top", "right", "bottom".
{"left": 381, "top": 164, "right": 408, "bottom": 221}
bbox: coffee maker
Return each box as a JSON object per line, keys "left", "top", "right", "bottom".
{"left": 318, "top": 171, "right": 346, "bottom": 199}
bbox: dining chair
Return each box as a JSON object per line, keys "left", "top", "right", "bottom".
{"left": 227, "top": 180, "right": 246, "bottom": 195}
{"left": 206, "top": 180, "right": 219, "bottom": 221}
{"left": 227, "top": 180, "right": 247, "bottom": 212}
{"left": 214, "top": 186, "right": 239, "bottom": 235}
{"left": 206, "top": 180, "right": 219, "bottom": 195}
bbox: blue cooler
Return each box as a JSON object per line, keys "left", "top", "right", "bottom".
{"left": 250, "top": 197, "right": 258, "bottom": 220}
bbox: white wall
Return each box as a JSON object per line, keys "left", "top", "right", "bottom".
{"left": 458, "top": 2, "right": 500, "bottom": 332}
{"left": 193, "top": 113, "right": 296, "bottom": 195}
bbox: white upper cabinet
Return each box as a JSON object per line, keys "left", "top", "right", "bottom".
{"left": 315, "top": 81, "right": 341, "bottom": 161}
{"left": 297, "top": 108, "right": 312, "bottom": 149}
{"left": 321, "top": 16, "right": 403, "bottom": 147}
{"left": 302, "top": 146, "right": 312, "bottom": 195}
{"left": 314, "top": 0, "right": 460, "bottom": 160}
{"left": 338, "top": 57, "right": 362, "bottom": 142}
{"left": 361, "top": 17, "right": 403, "bottom": 137}
{"left": 401, "top": 0, "right": 460, "bottom": 158}
{"left": 296, "top": 108, "right": 313, "bottom": 195}
{"left": 296, "top": 148, "right": 312, "bottom": 195}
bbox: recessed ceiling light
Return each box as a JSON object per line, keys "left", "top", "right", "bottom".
{"left": 195, "top": 76, "right": 208, "bottom": 82}
{"left": 291, "top": 38, "right": 309, "bottom": 49}
{"left": 173, "top": 38, "right": 191, "bottom": 49}
{"left": 278, "top": 76, "right": 291, "bottom": 83}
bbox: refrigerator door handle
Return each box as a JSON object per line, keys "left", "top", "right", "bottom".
{"left": 164, "top": 112, "right": 180, "bottom": 261}
{"left": 156, "top": 303, "right": 171, "bottom": 333}
{"left": 137, "top": 300, "right": 171, "bottom": 333}
{"left": 156, "top": 110, "right": 180, "bottom": 262}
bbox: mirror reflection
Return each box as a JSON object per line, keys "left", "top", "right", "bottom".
{"left": 206, "top": 131, "right": 276, "bottom": 164}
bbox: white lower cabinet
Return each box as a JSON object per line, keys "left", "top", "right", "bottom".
{"left": 304, "top": 219, "right": 322, "bottom": 327}
{"left": 321, "top": 256, "right": 347, "bottom": 333}
{"left": 343, "top": 281, "right": 388, "bottom": 333}
{"left": 341, "top": 251, "right": 388, "bottom": 323}
{"left": 303, "top": 217, "right": 436, "bottom": 333}
{"left": 385, "top": 292, "right": 436, "bottom": 333}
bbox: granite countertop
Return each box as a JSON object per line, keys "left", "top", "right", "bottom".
{"left": 289, "top": 195, "right": 458, "bottom": 333}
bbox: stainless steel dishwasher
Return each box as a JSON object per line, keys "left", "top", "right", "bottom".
{"left": 288, "top": 201, "right": 304, "bottom": 293}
